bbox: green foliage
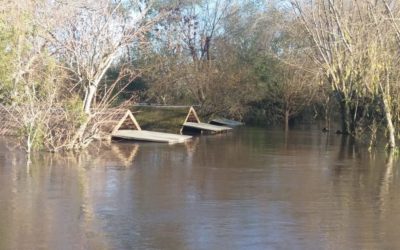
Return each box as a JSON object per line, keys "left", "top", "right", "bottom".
{"left": 22, "top": 123, "right": 46, "bottom": 151}
{"left": 64, "top": 95, "right": 88, "bottom": 128}
{"left": 133, "top": 106, "right": 191, "bottom": 133}
{"left": 0, "top": 16, "right": 15, "bottom": 103}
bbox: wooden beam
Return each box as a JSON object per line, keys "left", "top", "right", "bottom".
{"left": 127, "top": 110, "right": 142, "bottom": 131}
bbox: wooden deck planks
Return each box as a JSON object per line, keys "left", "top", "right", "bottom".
{"left": 112, "top": 130, "right": 192, "bottom": 144}
{"left": 183, "top": 122, "right": 232, "bottom": 132}
{"left": 209, "top": 118, "right": 244, "bottom": 127}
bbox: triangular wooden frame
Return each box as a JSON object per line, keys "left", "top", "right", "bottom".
{"left": 112, "top": 110, "right": 141, "bottom": 134}
{"left": 183, "top": 106, "right": 201, "bottom": 124}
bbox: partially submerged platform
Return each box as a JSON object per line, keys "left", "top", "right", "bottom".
{"left": 183, "top": 122, "right": 232, "bottom": 132}
{"left": 113, "top": 130, "right": 192, "bottom": 144}
{"left": 181, "top": 107, "right": 232, "bottom": 134}
{"left": 209, "top": 118, "right": 244, "bottom": 127}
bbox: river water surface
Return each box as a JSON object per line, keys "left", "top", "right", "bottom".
{"left": 0, "top": 128, "right": 399, "bottom": 249}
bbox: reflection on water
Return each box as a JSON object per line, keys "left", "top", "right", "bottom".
{"left": 0, "top": 128, "right": 399, "bottom": 249}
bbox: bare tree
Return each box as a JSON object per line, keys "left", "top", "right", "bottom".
{"left": 291, "top": 0, "right": 399, "bottom": 147}
{"left": 0, "top": 0, "right": 164, "bottom": 153}
{"left": 42, "top": 0, "right": 165, "bottom": 114}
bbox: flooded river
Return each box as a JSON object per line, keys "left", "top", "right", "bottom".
{"left": 0, "top": 128, "right": 399, "bottom": 249}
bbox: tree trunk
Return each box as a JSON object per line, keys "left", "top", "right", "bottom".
{"left": 284, "top": 109, "right": 289, "bottom": 131}
{"left": 382, "top": 96, "right": 396, "bottom": 148}
{"left": 339, "top": 99, "right": 350, "bottom": 134}
{"left": 84, "top": 85, "right": 97, "bottom": 114}
{"left": 68, "top": 117, "right": 91, "bottom": 150}
{"left": 325, "top": 112, "right": 331, "bottom": 131}
{"left": 324, "top": 97, "right": 331, "bottom": 130}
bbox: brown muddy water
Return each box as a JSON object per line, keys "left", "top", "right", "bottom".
{"left": 0, "top": 128, "right": 399, "bottom": 250}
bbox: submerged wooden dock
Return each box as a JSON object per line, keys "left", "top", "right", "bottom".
{"left": 181, "top": 107, "right": 232, "bottom": 134}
